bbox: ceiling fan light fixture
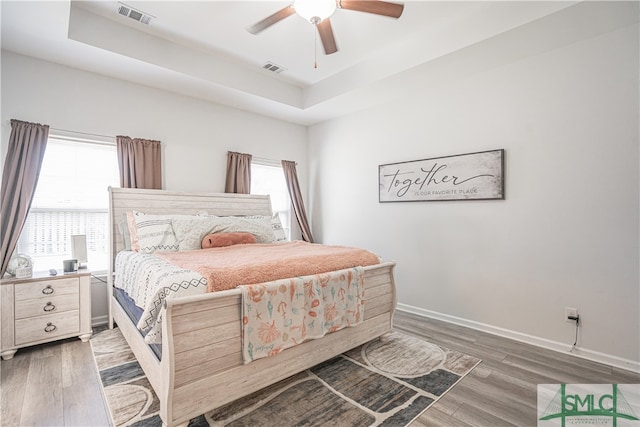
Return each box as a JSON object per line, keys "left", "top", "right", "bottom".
{"left": 293, "top": 0, "right": 336, "bottom": 23}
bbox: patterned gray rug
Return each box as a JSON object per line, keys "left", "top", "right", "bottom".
{"left": 90, "top": 328, "right": 480, "bottom": 426}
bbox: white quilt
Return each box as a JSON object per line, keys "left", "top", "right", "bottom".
{"left": 114, "top": 251, "right": 207, "bottom": 344}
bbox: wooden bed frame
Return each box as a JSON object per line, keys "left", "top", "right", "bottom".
{"left": 107, "top": 187, "right": 397, "bottom": 427}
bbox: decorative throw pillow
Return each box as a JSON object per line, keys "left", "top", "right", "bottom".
{"left": 270, "top": 213, "right": 288, "bottom": 242}
{"left": 201, "top": 232, "right": 257, "bottom": 249}
{"left": 172, "top": 216, "right": 276, "bottom": 251}
{"left": 243, "top": 214, "right": 288, "bottom": 242}
{"left": 126, "top": 210, "right": 139, "bottom": 251}
{"left": 128, "top": 211, "right": 201, "bottom": 253}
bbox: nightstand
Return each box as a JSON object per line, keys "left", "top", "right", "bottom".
{"left": 0, "top": 270, "right": 92, "bottom": 360}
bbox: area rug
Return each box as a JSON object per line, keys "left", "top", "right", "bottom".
{"left": 90, "top": 328, "right": 480, "bottom": 427}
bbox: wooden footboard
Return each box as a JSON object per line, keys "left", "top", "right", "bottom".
{"left": 113, "top": 261, "right": 396, "bottom": 427}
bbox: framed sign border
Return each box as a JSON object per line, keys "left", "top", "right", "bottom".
{"left": 378, "top": 149, "right": 505, "bottom": 203}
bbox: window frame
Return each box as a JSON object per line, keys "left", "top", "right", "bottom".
{"left": 250, "top": 158, "right": 292, "bottom": 240}
{"left": 15, "top": 132, "right": 119, "bottom": 273}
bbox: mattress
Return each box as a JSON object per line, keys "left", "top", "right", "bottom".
{"left": 113, "top": 286, "right": 162, "bottom": 360}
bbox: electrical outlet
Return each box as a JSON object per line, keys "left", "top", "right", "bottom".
{"left": 565, "top": 307, "right": 578, "bottom": 322}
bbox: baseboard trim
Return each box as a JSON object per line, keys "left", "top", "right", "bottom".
{"left": 397, "top": 303, "right": 640, "bottom": 374}
{"left": 92, "top": 315, "right": 108, "bottom": 327}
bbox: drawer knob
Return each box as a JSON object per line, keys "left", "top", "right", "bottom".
{"left": 42, "top": 285, "right": 54, "bottom": 295}
{"left": 44, "top": 323, "right": 57, "bottom": 333}
{"left": 43, "top": 302, "right": 56, "bottom": 312}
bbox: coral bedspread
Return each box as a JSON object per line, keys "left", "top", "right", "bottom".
{"left": 155, "top": 241, "right": 380, "bottom": 292}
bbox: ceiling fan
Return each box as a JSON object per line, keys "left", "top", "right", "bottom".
{"left": 247, "top": 0, "right": 404, "bottom": 56}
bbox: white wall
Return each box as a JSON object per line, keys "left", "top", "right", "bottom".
{"left": 2, "top": 3, "right": 638, "bottom": 371}
{"left": 308, "top": 8, "right": 639, "bottom": 368}
{"left": 1, "top": 51, "right": 308, "bottom": 321}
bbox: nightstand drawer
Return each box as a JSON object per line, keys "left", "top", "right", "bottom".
{"left": 14, "top": 278, "right": 78, "bottom": 301}
{"left": 14, "top": 310, "right": 80, "bottom": 345}
{"left": 14, "top": 293, "right": 79, "bottom": 319}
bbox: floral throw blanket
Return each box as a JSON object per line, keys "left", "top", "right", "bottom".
{"left": 240, "top": 266, "right": 365, "bottom": 363}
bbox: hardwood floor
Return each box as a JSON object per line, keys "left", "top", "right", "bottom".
{"left": 0, "top": 332, "right": 111, "bottom": 427}
{"left": 1, "top": 312, "right": 638, "bottom": 427}
{"left": 394, "top": 312, "right": 640, "bottom": 427}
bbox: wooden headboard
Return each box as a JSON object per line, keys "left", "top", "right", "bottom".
{"left": 107, "top": 187, "right": 273, "bottom": 271}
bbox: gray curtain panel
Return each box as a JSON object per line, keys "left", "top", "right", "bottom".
{"left": 0, "top": 119, "right": 49, "bottom": 277}
{"left": 224, "top": 151, "right": 252, "bottom": 194}
{"left": 116, "top": 136, "right": 162, "bottom": 189}
{"left": 282, "top": 160, "right": 314, "bottom": 243}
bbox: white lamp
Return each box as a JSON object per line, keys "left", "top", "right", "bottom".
{"left": 71, "top": 235, "right": 88, "bottom": 268}
{"left": 293, "top": 0, "right": 336, "bottom": 23}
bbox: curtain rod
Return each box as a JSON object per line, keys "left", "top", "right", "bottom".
{"left": 49, "top": 127, "right": 115, "bottom": 140}
{"left": 4, "top": 121, "right": 116, "bottom": 140}
{"left": 252, "top": 156, "right": 298, "bottom": 166}
{"left": 4, "top": 119, "right": 116, "bottom": 139}
{"left": 252, "top": 155, "right": 281, "bottom": 164}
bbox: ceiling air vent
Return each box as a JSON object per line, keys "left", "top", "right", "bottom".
{"left": 117, "top": 3, "right": 155, "bottom": 25}
{"left": 262, "top": 62, "right": 287, "bottom": 74}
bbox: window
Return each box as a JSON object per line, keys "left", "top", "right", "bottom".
{"left": 251, "top": 161, "right": 291, "bottom": 239}
{"left": 16, "top": 135, "right": 119, "bottom": 272}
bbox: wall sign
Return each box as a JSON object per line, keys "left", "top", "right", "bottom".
{"left": 379, "top": 149, "right": 504, "bottom": 202}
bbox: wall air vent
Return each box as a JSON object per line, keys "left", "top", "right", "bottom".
{"left": 117, "top": 3, "right": 155, "bottom": 25}
{"left": 262, "top": 62, "right": 287, "bottom": 74}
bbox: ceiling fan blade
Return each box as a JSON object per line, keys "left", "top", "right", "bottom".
{"left": 317, "top": 19, "right": 338, "bottom": 55}
{"left": 338, "top": 0, "right": 404, "bottom": 18}
{"left": 247, "top": 6, "right": 296, "bottom": 34}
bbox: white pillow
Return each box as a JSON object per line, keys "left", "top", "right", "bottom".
{"left": 244, "top": 214, "right": 288, "bottom": 242}
{"left": 172, "top": 216, "right": 276, "bottom": 251}
{"left": 127, "top": 211, "right": 200, "bottom": 253}
{"left": 270, "top": 213, "right": 288, "bottom": 242}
